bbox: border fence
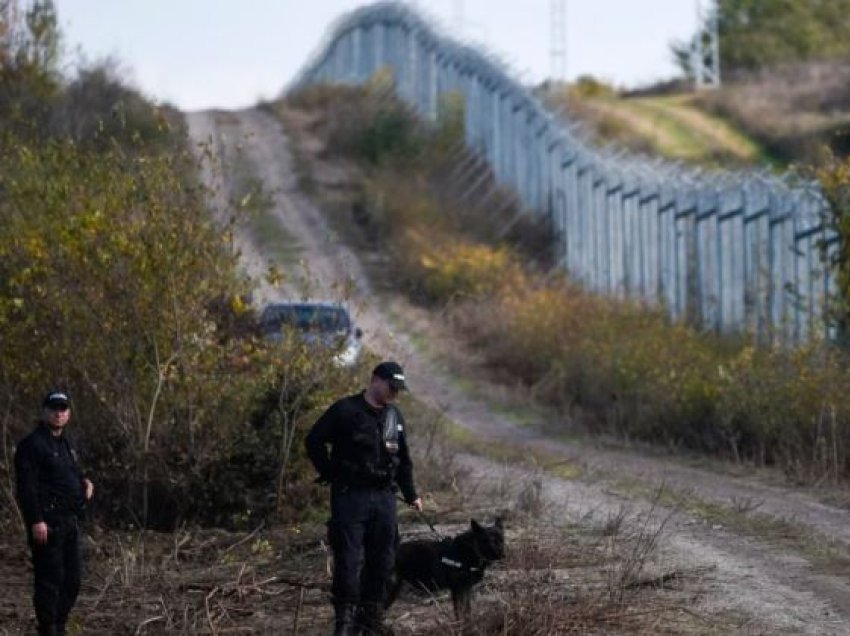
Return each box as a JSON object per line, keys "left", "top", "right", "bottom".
{"left": 290, "top": 2, "right": 838, "bottom": 344}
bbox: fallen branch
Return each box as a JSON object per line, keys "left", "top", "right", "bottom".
{"left": 219, "top": 522, "right": 265, "bottom": 558}
{"left": 92, "top": 566, "right": 121, "bottom": 611}
{"left": 276, "top": 575, "right": 328, "bottom": 591}
{"left": 624, "top": 570, "right": 683, "bottom": 590}
{"left": 134, "top": 615, "right": 165, "bottom": 635}
{"left": 625, "top": 565, "right": 716, "bottom": 590}
{"left": 205, "top": 586, "right": 220, "bottom": 635}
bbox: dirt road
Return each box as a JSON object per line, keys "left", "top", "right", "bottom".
{"left": 185, "top": 107, "right": 850, "bottom": 635}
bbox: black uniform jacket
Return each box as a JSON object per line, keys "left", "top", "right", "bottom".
{"left": 306, "top": 392, "right": 418, "bottom": 504}
{"left": 15, "top": 423, "right": 86, "bottom": 526}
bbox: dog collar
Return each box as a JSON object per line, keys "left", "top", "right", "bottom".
{"left": 441, "top": 556, "right": 479, "bottom": 572}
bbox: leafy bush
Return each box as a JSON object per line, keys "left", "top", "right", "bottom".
{"left": 817, "top": 151, "right": 850, "bottom": 339}
{"left": 568, "top": 75, "right": 617, "bottom": 100}
{"left": 0, "top": 0, "right": 355, "bottom": 532}
{"left": 449, "top": 269, "right": 850, "bottom": 480}
{"left": 0, "top": 0, "right": 61, "bottom": 135}
{"left": 50, "top": 62, "right": 183, "bottom": 152}
{"left": 290, "top": 76, "right": 424, "bottom": 167}
{"left": 397, "top": 228, "right": 524, "bottom": 304}
{"left": 0, "top": 135, "right": 235, "bottom": 523}
{"left": 0, "top": 132, "right": 358, "bottom": 528}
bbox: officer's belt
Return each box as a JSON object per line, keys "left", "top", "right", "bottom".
{"left": 44, "top": 492, "right": 83, "bottom": 514}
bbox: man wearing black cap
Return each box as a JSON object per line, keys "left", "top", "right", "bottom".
{"left": 306, "top": 361, "right": 422, "bottom": 636}
{"left": 14, "top": 391, "right": 94, "bottom": 636}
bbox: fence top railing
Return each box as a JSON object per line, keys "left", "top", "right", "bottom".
{"left": 290, "top": 1, "right": 832, "bottom": 227}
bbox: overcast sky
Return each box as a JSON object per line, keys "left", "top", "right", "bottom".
{"left": 55, "top": 1, "right": 700, "bottom": 111}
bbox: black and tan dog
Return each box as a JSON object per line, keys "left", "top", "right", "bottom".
{"left": 385, "top": 518, "right": 505, "bottom": 619}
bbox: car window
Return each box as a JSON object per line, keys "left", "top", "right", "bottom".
{"left": 261, "top": 305, "right": 350, "bottom": 335}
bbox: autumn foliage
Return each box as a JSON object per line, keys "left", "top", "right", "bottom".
{"left": 288, "top": 82, "right": 850, "bottom": 484}
{"left": 0, "top": 2, "right": 350, "bottom": 530}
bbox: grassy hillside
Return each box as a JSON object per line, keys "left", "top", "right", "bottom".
{"left": 621, "top": 94, "right": 766, "bottom": 164}
{"left": 549, "top": 89, "right": 771, "bottom": 169}
{"left": 546, "top": 58, "right": 850, "bottom": 170}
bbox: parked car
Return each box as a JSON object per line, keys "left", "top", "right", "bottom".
{"left": 259, "top": 301, "right": 363, "bottom": 367}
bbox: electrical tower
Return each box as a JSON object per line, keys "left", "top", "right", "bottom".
{"left": 692, "top": 0, "right": 720, "bottom": 88}
{"left": 550, "top": 0, "right": 567, "bottom": 83}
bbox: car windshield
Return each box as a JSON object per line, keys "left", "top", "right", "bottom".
{"left": 260, "top": 304, "right": 350, "bottom": 335}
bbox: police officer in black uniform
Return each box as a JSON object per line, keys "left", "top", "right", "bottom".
{"left": 15, "top": 391, "right": 94, "bottom": 636}
{"left": 306, "top": 361, "right": 422, "bottom": 636}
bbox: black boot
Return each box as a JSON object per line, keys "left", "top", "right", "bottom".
{"left": 358, "top": 603, "right": 393, "bottom": 636}
{"left": 334, "top": 603, "right": 358, "bottom": 636}
{"left": 37, "top": 625, "right": 58, "bottom": 636}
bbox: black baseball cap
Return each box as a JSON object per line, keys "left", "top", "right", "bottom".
{"left": 42, "top": 391, "right": 71, "bottom": 409}
{"left": 372, "top": 361, "right": 407, "bottom": 391}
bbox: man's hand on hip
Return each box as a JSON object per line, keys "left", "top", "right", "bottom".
{"left": 408, "top": 497, "right": 423, "bottom": 512}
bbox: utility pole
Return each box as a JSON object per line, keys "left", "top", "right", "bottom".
{"left": 709, "top": 0, "right": 721, "bottom": 86}
{"left": 550, "top": 0, "right": 567, "bottom": 83}
{"left": 693, "top": 0, "right": 721, "bottom": 89}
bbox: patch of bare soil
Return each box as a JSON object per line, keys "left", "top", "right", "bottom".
{"left": 2, "top": 459, "right": 735, "bottom": 635}
{"left": 181, "top": 105, "right": 850, "bottom": 635}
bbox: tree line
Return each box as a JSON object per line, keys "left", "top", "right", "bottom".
{"left": 673, "top": 0, "right": 850, "bottom": 76}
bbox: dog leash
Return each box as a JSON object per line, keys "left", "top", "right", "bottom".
{"left": 397, "top": 496, "right": 443, "bottom": 539}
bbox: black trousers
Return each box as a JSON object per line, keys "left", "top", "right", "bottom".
{"left": 328, "top": 485, "right": 397, "bottom": 607}
{"left": 28, "top": 514, "right": 81, "bottom": 629}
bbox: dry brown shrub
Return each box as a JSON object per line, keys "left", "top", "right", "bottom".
{"left": 409, "top": 407, "right": 467, "bottom": 495}
{"left": 698, "top": 59, "right": 850, "bottom": 162}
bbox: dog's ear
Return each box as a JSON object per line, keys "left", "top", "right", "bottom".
{"left": 494, "top": 517, "right": 504, "bottom": 530}
{"left": 470, "top": 519, "right": 483, "bottom": 532}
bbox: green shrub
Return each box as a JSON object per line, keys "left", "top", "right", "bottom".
{"left": 817, "top": 151, "right": 850, "bottom": 340}
{"left": 49, "top": 62, "right": 182, "bottom": 152}
{"left": 0, "top": 0, "right": 61, "bottom": 136}
{"left": 291, "top": 78, "right": 424, "bottom": 167}
{"left": 673, "top": 0, "right": 850, "bottom": 74}
{"left": 0, "top": 0, "right": 352, "bottom": 531}
{"left": 569, "top": 75, "right": 617, "bottom": 100}
{"left": 0, "top": 133, "right": 354, "bottom": 528}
